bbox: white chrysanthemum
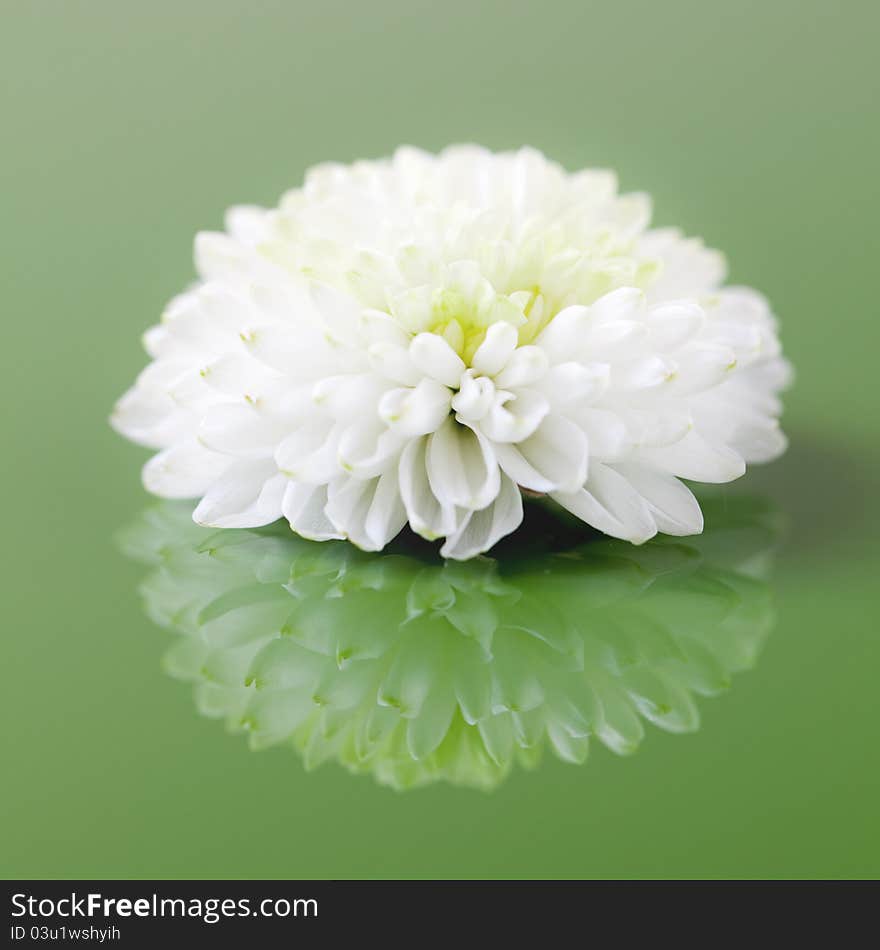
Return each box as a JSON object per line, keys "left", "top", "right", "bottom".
{"left": 112, "top": 146, "right": 790, "bottom": 559}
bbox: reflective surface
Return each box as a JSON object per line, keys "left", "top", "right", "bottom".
{"left": 122, "top": 496, "right": 779, "bottom": 791}
{"left": 3, "top": 1, "right": 879, "bottom": 878}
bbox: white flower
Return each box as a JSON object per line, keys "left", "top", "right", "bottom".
{"left": 112, "top": 145, "right": 790, "bottom": 559}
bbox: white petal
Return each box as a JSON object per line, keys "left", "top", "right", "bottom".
{"left": 111, "top": 385, "right": 178, "bottom": 449}
{"left": 536, "top": 361, "right": 608, "bottom": 407}
{"left": 612, "top": 354, "right": 677, "bottom": 391}
{"left": 325, "top": 473, "right": 407, "bottom": 551}
{"left": 165, "top": 369, "right": 215, "bottom": 412}
{"left": 493, "top": 346, "right": 548, "bottom": 389}
{"left": 440, "top": 475, "right": 523, "bottom": 559}
{"left": 364, "top": 470, "right": 408, "bottom": 549}
{"left": 694, "top": 390, "right": 786, "bottom": 463}
{"left": 617, "top": 409, "right": 692, "bottom": 448}
{"left": 636, "top": 429, "right": 745, "bottom": 483}
{"left": 730, "top": 420, "right": 787, "bottom": 463}
{"left": 311, "top": 373, "right": 388, "bottom": 420}
{"left": 604, "top": 194, "right": 652, "bottom": 241}
{"left": 142, "top": 441, "right": 226, "bottom": 498}
{"left": 368, "top": 342, "right": 422, "bottom": 386}
{"left": 644, "top": 301, "right": 705, "bottom": 350}
{"left": 708, "top": 321, "right": 764, "bottom": 357}
{"left": 426, "top": 417, "right": 500, "bottom": 510}
{"left": 493, "top": 444, "right": 556, "bottom": 493}
{"left": 246, "top": 280, "right": 313, "bottom": 324}
{"left": 360, "top": 309, "right": 412, "bottom": 347}
{"left": 590, "top": 287, "right": 646, "bottom": 324}
{"left": 142, "top": 325, "right": 170, "bottom": 359}
{"left": 224, "top": 204, "right": 270, "bottom": 244}
{"left": 242, "top": 324, "right": 334, "bottom": 377}
{"left": 275, "top": 423, "right": 342, "bottom": 485}
{"left": 552, "top": 462, "right": 656, "bottom": 543}
{"left": 667, "top": 344, "right": 738, "bottom": 395}
{"left": 275, "top": 419, "right": 330, "bottom": 475}
{"left": 198, "top": 353, "right": 277, "bottom": 397}
{"left": 583, "top": 320, "right": 649, "bottom": 359}
{"left": 638, "top": 229, "right": 726, "bottom": 300}
{"left": 199, "top": 404, "right": 283, "bottom": 459}
{"left": 324, "top": 476, "right": 372, "bottom": 542}
{"left": 398, "top": 438, "right": 458, "bottom": 540}
{"left": 529, "top": 415, "right": 590, "bottom": 491}
{"left": 409, "top": 333, "right": 466, "bottom": 387}
{"left": 390, "top": 285, "right": 434, "bottom": 333}
{"left": 194, "top": 232, "right": 258, "bottom": 280}
{"left": 478, "top": 389, "right": 549, "bottom": 443}
{"left": 536, "top": 305, "right": 591, "bottom": 362}
{"left": 379, "top": 378, "right": 452, "bottom": 436}
{"left": 495, "top": 414, "right": 588, "bottom": 493}
{"left": 311, "top": 282, "right": 361, "bottom": 341}
{"left": 337, "top": 422, "right": 405, "bottom": 477}
{"left": 450, "top": 371, "right": 495, "bottom": 422}
{"left": 471, "top": 321, "right": 519, "bottom": 377}
{"left": 573, "top": 408, "right": 629, "bottom": 461}
{"left": 613, "top": 462, "right": 703, "bottom": 536}
{"left": 281, "top": 482, "right": 342, "bottom": 540}
{"left": 193, "top": 462, "right": 285, "bottom": 528}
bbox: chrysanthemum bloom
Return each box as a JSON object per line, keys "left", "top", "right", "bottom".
{"left": 112, "top": 146, "right": 790, "bottom": 558}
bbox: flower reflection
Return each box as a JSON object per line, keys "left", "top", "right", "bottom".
{"left": 121, "top": 495, "right": 780, "bottom": 791}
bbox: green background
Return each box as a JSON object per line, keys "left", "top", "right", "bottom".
{"left": 2, "top": 0, "right": 878, "bottom": 878}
